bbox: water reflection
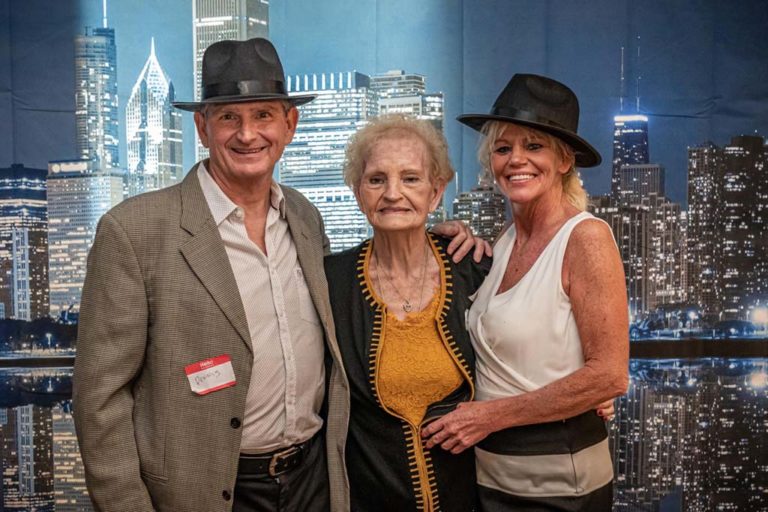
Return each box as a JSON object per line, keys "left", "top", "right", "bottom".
{"left": 0, "top": 368, "right": 90, "bottom": 511}
{"left": 0, "top": 360, "right": 766, "bottom": 511}
{"left": 611, "top": 359, "right": 768, "bottom": 511}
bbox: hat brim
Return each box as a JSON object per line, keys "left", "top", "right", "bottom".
{"left": 172, "top": 93, "right": 316, "bottom": 112}
{"left": 457, "top": 114, "right": 602, "bottom": 168}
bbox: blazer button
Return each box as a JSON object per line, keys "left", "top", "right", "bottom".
{"left": 230, "top": 417, "right": 241, "bottom": 429}
{"left": 222, "top": 490, "right": 232, "bottom": 501}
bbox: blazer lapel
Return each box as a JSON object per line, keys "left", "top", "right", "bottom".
{"left": 178, "top": 165, "right": 252, "bottom": 353}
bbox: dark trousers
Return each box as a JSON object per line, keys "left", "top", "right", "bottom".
{"left": 233, "top": 435, "right": 330, "bottom": 512}
{"left": 479, "top": 481, "right": 613, "bottom": 512}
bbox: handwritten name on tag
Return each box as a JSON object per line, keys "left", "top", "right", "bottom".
{"left": 185, "top": 355, "right": 236, "bottom": 395}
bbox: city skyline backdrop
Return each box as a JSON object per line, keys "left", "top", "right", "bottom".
{"left": 3, "top": 0, "right": 768, "bottom": 205}
{"left": 0, "top": 1, "right": 766, "bottom": 510}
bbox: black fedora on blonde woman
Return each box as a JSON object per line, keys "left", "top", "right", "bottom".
{"left": 457, "top": 73, "right": 601, "bottom": 168}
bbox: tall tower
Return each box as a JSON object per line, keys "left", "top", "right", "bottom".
{"left": 0, "top": 164, "right": 49, "bottom": 320}
{"left": 47, "top": 160, "right": 123, "bottom": 317}
{"left": 193, "top": 0, "right": 269, "bottom": 161}
{"left": 74, "top": 5, "right": 119, "bottom": 171}
{"left": 687, "top": 142, "right": 722, "bottom": 315}
{"left": 126, "top": 39, "right": 183, "bottom": 197}
{"left": 280, "top": 72, "right": 378, "bottom": 251}
{"left": 719, "top": 135, "right": 767, "bottom": 318}
{"left": 609, "top": 163, "right": 685, "bottom": 314}
{"left": 610, "top": 115, "right": 649, "bottom": 201}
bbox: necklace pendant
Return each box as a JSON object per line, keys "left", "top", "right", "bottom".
{"left": 402, "top": 301, "right": 413, "bottom": 313}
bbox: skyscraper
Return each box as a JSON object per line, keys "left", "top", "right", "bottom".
{"left": 193, "top": 0, "right": 269, "bottom": 161}
{"left": 74, "top": 25, "right": 119, "bottom": 170}
{"left": 0, "top": 405, "right": 55, "bottom": 511}
{"left": 687, "top": 142, "right": 723, "bottom": 315}
{"left": 370, "top": 70, "right": 444, "bottom": 130}
{"left": 280, "top": 72, "right": 378, "bottom": 251}
{"left": 590, "top": 195, "right": 651, "bottom": 319}
{"left": 47, "top": 160, "right": 123, "bottom": 317}
{"left": 719, "top": 135, "right": 767, "bottom": 318}
{"left": 617, "top": 163, "right": 664, "bottom": 206}
{"left": 611, "top": 115, "right": 649, "bottom": 201}
{"left": 0, "top": 164, "right": 48, "bottom": 320}
{"left": 52, "top": 403, "right": 91, "bottom": 511}
{"left": 451, "top": 170, "right": 507, "bottom": 242}
{"left": 126, "top": 39, "right": 183, "bottom": 197}
{"left": 612, "top": 165, "right": 685, "bottom": 313}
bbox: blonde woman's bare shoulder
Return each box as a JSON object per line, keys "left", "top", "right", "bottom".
{"left": 566, "top": 218, "right": 619, "bottom": 262}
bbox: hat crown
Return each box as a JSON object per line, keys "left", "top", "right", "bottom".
{"left": 172, "top": 37, "right": 315, "bottom": 111}
{"left": 494, "top": 74, "right": 580, "bottom": 132}
{"left": 202, "top": 38, "right": 285, "bottom": 86}
{"left": 456, "top": 73, "right": 601, "bottom": 167}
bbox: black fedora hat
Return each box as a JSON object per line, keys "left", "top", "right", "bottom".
{"left": 457, "top": 74, "right": 601, "bottom": 167}
{"left": 172, "top": 38, "right": 314, "bottom": 112}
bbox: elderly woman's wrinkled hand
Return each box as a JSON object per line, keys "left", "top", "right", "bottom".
{"left": 421, "top": 401, "right": 494, "bottom": 454}
{"left": 430, "top": 221, "right": 492, "bottom": 263}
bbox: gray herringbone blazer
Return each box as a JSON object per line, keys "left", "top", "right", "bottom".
{"left": 73, "top": 164, "right": 350, "bottom": 512}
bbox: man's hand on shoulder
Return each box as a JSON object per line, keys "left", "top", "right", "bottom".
{"left": 431, "top": 220, "right": 493, "bottom": 263}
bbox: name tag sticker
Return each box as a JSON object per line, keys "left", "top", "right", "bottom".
{"left": 185, "top": 354, "right": 236, "bottom": 395}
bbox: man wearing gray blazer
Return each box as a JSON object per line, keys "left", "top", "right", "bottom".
{"left": 73, "top": 38, "right": 350, "bottom": 512}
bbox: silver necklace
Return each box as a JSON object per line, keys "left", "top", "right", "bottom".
{"left": 373, "top": 240, "right": 429, "bottom": 313}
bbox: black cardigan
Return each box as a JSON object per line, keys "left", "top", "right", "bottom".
{"left": 324, "top": 233, "right": 490, "bottom": 512}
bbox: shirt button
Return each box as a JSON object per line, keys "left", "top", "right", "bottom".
{"left": 222, "top": 490, "right": 231, "bottom": 501}
{"left": 230, "top": 417, "right": 241, "bottom": 429}
{"left": 234, "top": 208, "right": 244, "bottom": 219}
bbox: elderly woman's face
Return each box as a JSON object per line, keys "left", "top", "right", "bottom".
{"left": 355, "top": 135, "right": 444, "bottom": 233}
{"left": 490, "top": 123, "right": 570, "bottom": 206}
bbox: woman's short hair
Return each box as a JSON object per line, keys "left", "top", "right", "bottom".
{"left": 344, "top": 114, "right": 455, "bottom": 190}
{"left": 477, "top": 121, "right": 587, "bottom": 211}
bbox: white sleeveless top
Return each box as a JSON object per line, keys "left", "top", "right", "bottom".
{"left": 467, "top": 212, "right": 614, "bottom": 498}
{"left": 468, "top": 211, "right": 596, "bottom": 401}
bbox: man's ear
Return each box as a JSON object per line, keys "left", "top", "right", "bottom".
{"left": 283, "top": 105, "right": 299, "bottom": 145}
{"left": 194, "top": 110, "right": 209, "bottom": 148}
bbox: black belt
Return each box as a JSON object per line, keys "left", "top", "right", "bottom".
{"left": 238, "top": 436, "right": 314, "bottom": 477}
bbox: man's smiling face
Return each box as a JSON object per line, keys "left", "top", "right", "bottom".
{"left": 194, "top": 100, "right": 298, "bottom": 188}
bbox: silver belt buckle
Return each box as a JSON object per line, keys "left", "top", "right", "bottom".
{"left": 268, "top": 445, "right": 301, "bottom": 477}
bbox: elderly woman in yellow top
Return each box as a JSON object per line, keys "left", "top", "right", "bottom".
{"left": 422, "top": 74, "right": 629, "bottom": 511}
{"left": 324, "top": 114, "right": 491, "bottom": 511}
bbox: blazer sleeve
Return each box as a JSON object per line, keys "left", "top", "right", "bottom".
{"left": 73, "top": 212, "right": 155, "bottom": 511}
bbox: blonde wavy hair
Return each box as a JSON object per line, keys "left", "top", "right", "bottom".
{"left": 344, "top": 114, "right": 455, "bottom": 190}
{"left": 477, "top": 121, "right": 587, "bottom": 211}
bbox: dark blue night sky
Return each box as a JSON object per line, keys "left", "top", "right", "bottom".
{"left": 3, "top": 0, "right": 768, "bottom": 206}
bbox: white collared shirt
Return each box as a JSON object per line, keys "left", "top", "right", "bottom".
{"left": 197, "top": 164, "right": 325, "bottom": 453}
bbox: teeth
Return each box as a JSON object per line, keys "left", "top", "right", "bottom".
{"left": 234, "top": 147, "right": 264, "bottom": 153}
{"left": 508, "top": 174, "right": 535, "bottom": 182}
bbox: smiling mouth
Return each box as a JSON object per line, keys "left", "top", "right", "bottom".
{"left": 231, "top": 146, "right": 267, "bottom": 155}
{"left": 379, "top": 208, "right": 411, "bottom": 214}
{"left": 506, "top": 174, "right": 537, "bottom": 182}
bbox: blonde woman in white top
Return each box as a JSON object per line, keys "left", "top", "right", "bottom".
{"left": 422, "top": 74, "right": 629, "bottom": 511}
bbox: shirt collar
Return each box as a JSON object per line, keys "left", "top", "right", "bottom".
{"left": 197, "top": 162, "right": 286, "bottom": 226}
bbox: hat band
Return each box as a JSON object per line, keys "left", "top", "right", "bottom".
{"left": 202, "top": 79, "right": 287, "bottom": 100}
{"left": 491, "top": 105, "right": 571, "bottom": 131}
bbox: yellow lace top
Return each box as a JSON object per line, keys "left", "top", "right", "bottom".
{"left": 377, "top": 292, "right": 464, "bottom": 426}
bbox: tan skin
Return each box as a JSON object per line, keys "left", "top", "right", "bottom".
{"left": 422, "top": 124, "right": 628, "bottom": 454}
{"left": 194, "top": 100, "right": 298, "bottom": 253}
